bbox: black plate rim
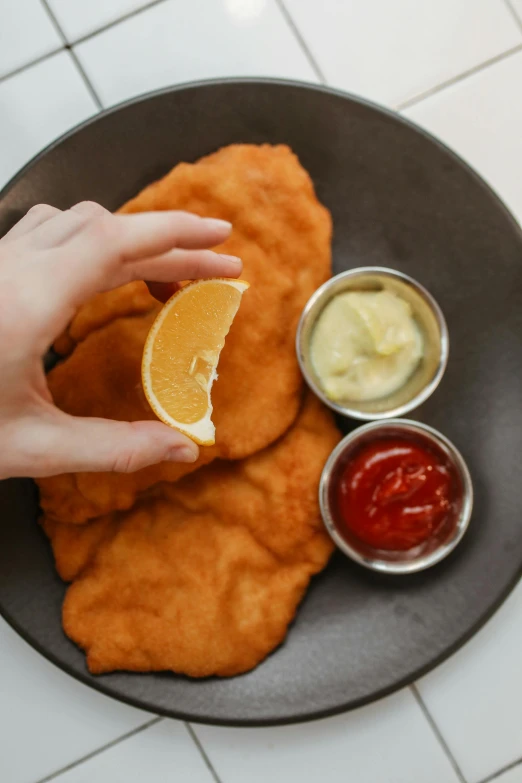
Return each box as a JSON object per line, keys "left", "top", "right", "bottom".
{"left": 1, "top": 77, "right": 521, "bottom": 727}
{"left": 1, "top": 560, "right": 521, "bottom": 728}
{"left": 1, "top": 75, "right": 521, "bottom": 240}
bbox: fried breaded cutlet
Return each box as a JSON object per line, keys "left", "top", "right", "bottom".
{"left": 42, "top": 394, "right": 340, "bottom": 677}
{"left": 52, "top": 281, "right": 157, "bottom": 356}
{"left": 37, "top": 144, "right": 332, "bottom": 525}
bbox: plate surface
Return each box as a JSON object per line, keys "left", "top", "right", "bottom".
{"left": 1, "top": 79, "right": 521, "bottom": 726}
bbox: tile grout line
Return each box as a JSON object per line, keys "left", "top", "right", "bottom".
{"left": 0, "top": 47, "right": 65, "bottom": 85}
{"left": 38, "top": 0, "right": 104, "bottom": 110}
{"left": 0, "top": 0, "right": 518, "bottom": 778}
{"left": 6, "top": 1, "right": 518, "bottom": 108}
{"left": 397, "top": 42, "right": 522, "bottom": 110}
{"left": 479, "top": 755, "right": 522, "bottom": 783}
{"left": 70, "top": 0, "right": 170, "bottom": 46}
{"left": 185, "top": 723, "right": 224, "bottom": 783}
{"left": 503, "top": 0, "right": 522, "bottom": 35}
{"left": 67, "top": 48, "right": 104, "bottom": 110}
{"left": 274, "top": 0, "right": 327, "bottom": 84}
{"left": 0, "top": 0, "right": 171, "bottom": 89}
{"left": 34, "top": 717, "right": 164, "bottom": 783}
{"left": 410, "top": 685, "right": 467, "bottom": 783}
{"left": 0, "top": 4, "right": 518, "bottom": 781}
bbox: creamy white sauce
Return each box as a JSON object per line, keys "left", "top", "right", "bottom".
{"left": 310, "top": 290, "right": 423, "bottom": 402}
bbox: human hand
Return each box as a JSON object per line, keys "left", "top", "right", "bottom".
{"left": 0, "top": 201, "right": 241, "bottom": 479}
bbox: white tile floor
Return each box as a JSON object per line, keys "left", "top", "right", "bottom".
{"left": 0, "top": 1, "right": 521, "bottom": 781}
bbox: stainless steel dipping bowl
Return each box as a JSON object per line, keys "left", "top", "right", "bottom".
{"left": 319, "top": 419, "right": 473, "bottom": 574}
{"left": 296, "top": 267, "right": 449, "bottom": 420}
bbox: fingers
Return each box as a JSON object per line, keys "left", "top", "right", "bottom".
{"left": 1, "top": 202, "right": 106, "bottom": 249}
{"left": 131, "top": 248, "right": 242, "bottom": 284}
{"left": 127, "top": 212, "right": 233, "bottom": 252}
{"left": 6, "top": 203, "right": 233, "bottom": 260}
{"left": 34, "top": 207, "right": 232, "bottom": 258}
{"left": 111, "top": 212, "right": 232, "bottom": 254}
{"left": 1, "top": 202, "right": 241, "bottom": 347}
{"left": 70, "top": 201, "right": 107, "bottom": 218}
{"left": 30, "top": 206, "right": 238, "bottom": 306}
{"left": 27, "top": 201, "right": 111, "bottom": 248}
{"left": 2, "top": 203, "right": 60, "bottom": 241}
{"left": 81, "top": 212, "right": 232, "bottom": 263}
{"left": 24, "top": 413, "right": 199, "bottom": 477}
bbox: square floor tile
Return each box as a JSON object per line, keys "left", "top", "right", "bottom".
{"left": 510, "top": 0, "right": 522, "bottom": 26}
{"left": 404, "top": 49, "right": 522, "bottom": 224}
{"left": 283, "top": 0, "right": 521, "bottom": 106}
{"left": 0, "top": 0, "right": 62, "bottom": 77}
{"left": 194, "top": 689, "right": 461, "bottom": 783}
{"left": 0, "top": 51, "right": 98, "bottom": 189}
{"left": 45, "top": 720, "right": 214, "bottom": 783}
{"left": 495, "top": 763, "right": 522, "bottom": 783}
{"left": 0, "top": 618, "right": 152, "bottom": 783}
{"left": 47, "top": 0, "right": 153, "bottom": 42}
{"left": 74, "top": 0, "right": 317, "bottom": 107}
{"left": 416, "top": 580, "right": 522, "bottom": 783}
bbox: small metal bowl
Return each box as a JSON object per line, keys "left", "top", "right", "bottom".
{"left": 296, "top": 267, "right": 449, "bottom": 420}
{"left": 319, "top": 419, "right": 473, "bottom": 574}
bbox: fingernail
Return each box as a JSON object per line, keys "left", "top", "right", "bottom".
{"left": 204, "top": 218, "right": 232, "bottom": 231}
{"left": 167, "top": 445, "right": 198, "bottom": 463}
{"left": 219, "top": 254, "right": 242, "bottom": 265}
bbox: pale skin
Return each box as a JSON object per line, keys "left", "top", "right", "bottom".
{"left": 0, "top": 201, "right": 242, "bottom": 480}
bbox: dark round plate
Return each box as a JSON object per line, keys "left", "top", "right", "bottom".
{"left": 1, "top": 79, "right": 521, "bottom": 727}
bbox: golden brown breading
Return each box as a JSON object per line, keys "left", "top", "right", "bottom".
{"left": 37, "top": 144, "right": 332, "bottom": 525}
{"left": 40, "top": 315, "right": 217, "bottom": 523}
{"left": 53, "top": 281, "right": 157, "bottom": 356}
{"left": 55, "top": 144, "right": 332, "bottom": 352}
{"left": 42, "top": 514, "right": 118, "bottom": 583}
{"left": 46, "top": 395, "right": 340, "bottom": 676}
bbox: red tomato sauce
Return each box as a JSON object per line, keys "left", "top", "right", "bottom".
{"left": 337, "top": 438, "right": 455, "bottom": 551}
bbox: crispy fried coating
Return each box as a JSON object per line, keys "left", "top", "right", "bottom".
{"left": 55, "top": 144, "right": 331, "bottom": 352}
{"left": 53, "top": 281, "right": 157, "bottom": 356}
{"left": 45, "top": 395, "right": 340, "bottom": 676}
{"left": 42, "top": 514, "right": 118, "bottom": 583}
{"left": 40, "top": 315, "right": 217, "bottom": 523}
{"left": 37, "top": 144, "right": 332, "bottom": 524}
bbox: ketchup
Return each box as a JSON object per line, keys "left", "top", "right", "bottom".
{"left": 337, "top": 438, "right": 454, "bottom": 551}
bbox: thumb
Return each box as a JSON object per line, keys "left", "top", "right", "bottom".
{"left": 21, "top": 413, "right": 199, "bottom": 477}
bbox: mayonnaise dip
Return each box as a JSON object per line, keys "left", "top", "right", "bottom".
{"left": 310, "top": 290, "right": 422, "bottom": 402}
